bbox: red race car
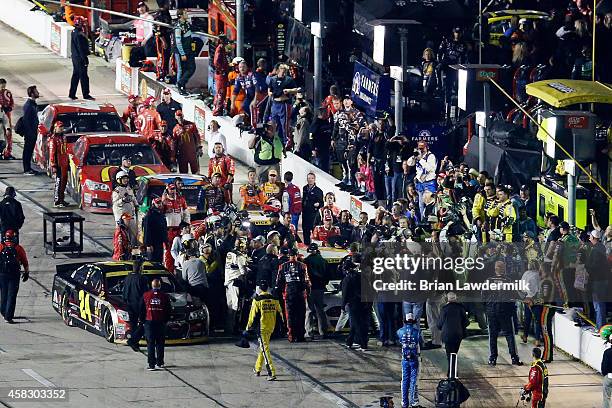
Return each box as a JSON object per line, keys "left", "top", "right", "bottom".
{"left": 35, "top": 101, "right": 127, "bottom": 174}
{"left": 67, "top": 133, "right": 169, "bottom": 213}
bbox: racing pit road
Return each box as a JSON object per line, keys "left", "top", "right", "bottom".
{"left": 0, "top": 21, "right": 605, "bottom": 408}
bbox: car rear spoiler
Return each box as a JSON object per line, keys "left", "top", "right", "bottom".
{"left": 55, "top": 262, "right": 89, "bottom": 276}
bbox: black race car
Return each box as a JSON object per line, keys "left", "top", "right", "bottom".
{"left": 51, "top": 261, "right": 209, "bottom": 344}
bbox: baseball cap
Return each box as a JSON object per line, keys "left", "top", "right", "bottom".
{"left": 175, "top": 110, "right": 183, "bottom": 117}
{"left": 446, "top": 292, "right": 457, "bottom": 302}
{"left": 268, "top": 169, "right": 278, "bottom": 176}
{"left": 253, "top": 235, "right": 266, "bottom": 245}
{"left": 162, "top": 88, "right": 171, "bottom": 95}
{"left": 591, "top": 230, "right": 602, "bottom": 239}
{"left": 560, "top": 221, "right": 570, "bottom": 230}
{"left": 4, "top": 187, "right": 16, "bottom": 197}
{"left": 307, "top": 242, "right": 319, "bottom": 253}
{"left": 267, "top": 231, "right": 280, "bottom": 239}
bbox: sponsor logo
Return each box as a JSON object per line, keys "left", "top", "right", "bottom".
{"left": 565, "top": 115, "right": 589, "bottom": 129}
{"left": 547, "top": 82, "right": 575, "bottom": 94}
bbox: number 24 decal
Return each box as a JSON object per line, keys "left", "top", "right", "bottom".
{"left": 78, "top": 290, "right": 92, "bottom": 322}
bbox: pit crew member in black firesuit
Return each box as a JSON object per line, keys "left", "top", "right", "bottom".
{"left": 197, "top": 172, "right": 229, "bottom": 213}
{"left": 142, "top": 197, "right": 168, "bottom": 263}
{"left": 122, "top": 260, "right": 149, "bottom": 352}
{"left": 275, "top": 248, "right": 311, "bottom": 342}
{"left": 0, "top": 187, "right": 25, "bottom": 243}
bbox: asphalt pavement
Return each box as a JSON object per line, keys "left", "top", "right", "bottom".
{"left": 0, "top": 21, "right": 605, "bottom": 408}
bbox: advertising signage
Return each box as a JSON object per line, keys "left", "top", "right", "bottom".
{"left": 351, "top": 61, "right": 391, "bottom": 117}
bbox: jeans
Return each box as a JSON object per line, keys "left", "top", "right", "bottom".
{"left": 384, "top": 175, "right": 394, "bottom": 208}
{"left": 593, "top": 282, "right": 608, "bottom": 329}
{"left": 416, "top": 179, "right": 437, "bottom": 218}
{"left": 175, "top": 53, "right": 195, "bottom": 88}
{"left": 377, "top": 302, "right": 397, "bottom": 343}
{"left": 144, "top": 320, "right": 166, "bottom": 367}
{"left": 401, "top": 358, "right": 419, "bottom": 407}
{"left": 603, "top": 375, "right": 612, "bottom": 408}
{"left": 524, "top": 304, "right": 543, "bottom": 341}
{"left": 290, "top": 214, "right": 300, "bottom": 232}
{"left": 487, "top": 313, "right": 518, "bottom": 361}
{"left": 402, "top": 302, "right": 424, "bottom": 322}
{"left": 305, "top": 289, "right": 329, "bottom": 336}
{"left": 0, "top": 274, "right": 19, "bottom": 321}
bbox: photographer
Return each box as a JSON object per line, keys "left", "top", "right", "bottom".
{"left": 406, "top": 140, "right": 438, "bottom": 219}
{"left": 249, "top": 121, "right": 285, "bottom": 183}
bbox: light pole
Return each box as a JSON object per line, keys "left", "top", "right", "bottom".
{"left": 390, "top": 66, "right": 403, "bottom": 135}
{"left": 236, "top": 0, "right": 244, "bottom": 57}
{"left": 313, "top": 0, "right": 325, "bottom": 109}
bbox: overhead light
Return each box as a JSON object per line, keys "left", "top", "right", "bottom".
{"left": 311, "top": 22, "right": 321, "bottom": 38}
{"left": 294, "top": 0, "right": 303, "bottom": 21}
{"left": 373, "top": 25, "right": 385, "bottom": 65}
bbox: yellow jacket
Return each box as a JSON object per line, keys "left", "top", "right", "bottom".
{"left": 247, "top": 291, "right": 283, "bottom": 333}
{"left": 472, "top": 192, "right": 485, "bottom": 222}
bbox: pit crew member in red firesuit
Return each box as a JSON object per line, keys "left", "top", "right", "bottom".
{"left": 150, "top": 120, "right": 175, "bottom": 170}
{"left": 112, "top": 212, "right": 133, "bottom": 261}
{"left": 137, "top": 96, "right": 162, "bottom": 140}
{"left": 0, "top": 230, "right": 29, "bottom": 324}
{"left": 48, "top": 121, "right": 70, "bottom": 208}
{"left": 197, "top": 173, "right": 229, "bottom": 213}
{"left": 311, "top": 215, "right": 341, "bottom": 247}
{"left": 162, "top": 182, "right": 189, "bottom": 272}
{"left": 208, "top": 143, "right": 235, "bottom": 203}
{"left": 275, "top": 248, "right": 311, "bottom": 342}
{"left": 122, "top": 95, "right": 141, "bottom": 132}
{"left": 523, "top": 347, "right": 549, "bottom": 408}
{"left": 172, "top": 110, "right": 202, "bottom": 174}
{"left": 141, "top": 278, "right": 171, "bottom": 370}
{"left": 212, "top": 34, "right": 230, "bottom": 116}
{"left": 0, "top": 78, "right": 15, "bottom": 159}
{"left": 281, "top": 171, "right": 302, "bottom": 230}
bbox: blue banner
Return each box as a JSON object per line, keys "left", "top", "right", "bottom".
{"left": 350, "top": 61, "right": 391, "bottom": 117}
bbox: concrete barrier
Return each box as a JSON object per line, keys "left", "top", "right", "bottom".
{"left": 554, "top": 310, "right": 605, "bottom": 373}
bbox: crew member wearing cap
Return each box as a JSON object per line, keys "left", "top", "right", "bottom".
{"left": 142, "top": 196, "right": 168, "bottom": 263}
{"left": 162, "top": 182, "right": 190, "bottom": 272}
{"left": 261, "top": 169, "right": 284, "bottom": 202}
{"left": 266, "top": 211, "right": 289, "bottom": 245}
{"left": 173, "top": 110, "right": 202, "bottom": 174}
{"left": 156, "top": 89, "right": 182, "bottom": 132}
{"left": 137, "top": 97, "right": 162, "bottom": 140}
{"left": 312, "top": 215, "right": 341, "bottom": 247}
{"left": 197, "top": 173, "right": 228, "bottom": 213}
{"left": 240, "top": 168, "right": 266, "bottom": 211}
{"left": 397, "top": 312, "right": 423, "bottom": 408}
{"left": 112, "top": 155, "right": 138, "bottom": 190}
{"left": 588, "top": 229, "right": 609, "bottom": 330}
{"left": 208, "top": 143, "right": 235, "bottom": 202}
{"left": 276, "top": 248, "right": 311, "bottom": 342}
{"left": 0, "top": 230, "right": 29, "bottom": 324}
{"left": 0, "top": 187, "right": 25, "bottom": 243}
{"left": 149, "top": 120, "right": 175, "bottom": 170}
{"left": 231, "top": 60, "right": 256, "bottom": 120}
{"left": 48, "top": 122, "right": 70, "bottom": 208}
{"left": 212, "top": 34, "right": 230, "bottom": 115}
{"left": 267, "top": 64, "right": 300, "bottom": 148}
{"left": 174, "top": 9, "right": 195, "bottom": 96}
{"left": 113, "top": 213, "right": 133, "bottom": 261}
{"left": 123, "top": 95, "right": 142, "bottom": 132}
{"left": 304, "top": 243, "right": 331, "bottom": 338}
{"left": 68, "top": 15, "right": 94, "bottom": 101}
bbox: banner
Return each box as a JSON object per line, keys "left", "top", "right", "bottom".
{"left": 349, "top": 196, "right": 362, "bottom": 221}
{"left": 194, "top": 105, "right": 206, "bottom": 137}
{"left": 350, "top": 61, "right": 391, "bottom": 117}
{"left": 50, "top": 22, "right": 61, "bottom": 54}
{"left": 120, "top": 63, "right": 133, "bottom": 94}
{"left": 286, "top": 19, "right": 311, "bottom": 69}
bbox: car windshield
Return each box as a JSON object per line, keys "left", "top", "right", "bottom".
{"left": 145, "top": 184, "right": 201, "bottom": 207}
{"left": 56, "top": 112, "right": 124, "bottom": 134}
{"left": 85, "top": 143, "right": 161, "bottom": 166}
{"left": 106, "top": 273, "right": 180, "bottom": 297}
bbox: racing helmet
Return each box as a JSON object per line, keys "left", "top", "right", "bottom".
{"left": 4, "top": 230, "right": 17, "bottom": 242}
{"left": 600, "top": 325, "right": 612, "bottom": 342}
{"left": 115, "top": 170, "right": 128, "bottom": 181}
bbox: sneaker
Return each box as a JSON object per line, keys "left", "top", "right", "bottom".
{"left": 69, "top": 96, "right": 78, "bottom": 100}
{"left": 147, "top": 366, "right": 157, "bottom": 371}
{"left": 83, "top": 95, "right": 96, "bottom": 101}
{"left": 60, "top": 201, "right": 70, "bottom": 207}
{"left": 178, "top": 87, "right": 189, "bottom": 96}
{"left": 511, "top": 358, "right": 524, "bottom": 366}
{"left": 355, "top": 346, "right": 368, "bottom": 352}
{"left": 335, "top": 182, "right": 346, "bottom": 188}
{"left": 267, "top": 375, "right": 276, "bottom": 381}
{"left": 156, "top": 364, "right": 165, "bottom": 369}
{"left": 488, "top": 359, "right": 496, "bottom": 366}
{"left": 54, "top": 202, "right": 66, "bottom": 208}
{"left": 24, "top": 170, "right": 37, "bottom": 176}
{"left": 5, "top": 319, "right": 15, "bottom": 324}
{"left": 520, "top": 335, "right": 528, "bottom": 344}
{"left": 252, "top": 368, "right": 260, "bottom": 377}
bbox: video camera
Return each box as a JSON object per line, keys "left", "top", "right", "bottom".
{"left": 519, "top": 389, "right": 531, "bottom": 403}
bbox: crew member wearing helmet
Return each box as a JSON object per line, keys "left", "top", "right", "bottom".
{"left": 239, "top": 168, "right": 266, "bottom": 211}
{"left": 111, "top": 171, "right": 138, "bottom": 246}
{"left": 142, "top": 196, "right": 167, "bottom": 262}
{"left": 48, "top": 122, "right": 70, "bottom": 208}
{"left": 162, "top": 182, "right": 189, "bottom": 272}
{"left": 136, "top": 96, "right": 162, "bottom": 140}
{"left": 276, "top": 248, "right": 311, "bottom": 342}
{"left": 224, "top": 237, "right": 248, "bottom": 334}
{"left": 122, "top": 95, "right": 142, "bottom": 132}
{"left": 172, "top": 110, "right": 202, "bottom": 174}
{"left": 68, "top": 16, "right": 94, "bottom": 101}
{"left": 0, "top": 230, "right": 29, "bottom": 324}
{"left": 112, "top": 213, "right": 133, "bottom": 261}
{"left": 212, "top": 34, "right": 230, "bottom": 116}
{"left": 208, "top": 143, "right": 235, "bottom": 202}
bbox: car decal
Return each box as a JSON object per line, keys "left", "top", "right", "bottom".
{"left": 100, "top": 165, "right": 157, "bottom": 183}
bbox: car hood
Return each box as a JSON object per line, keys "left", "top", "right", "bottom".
{"left": 81, "top": 164, "right": 168, "bottom": 183}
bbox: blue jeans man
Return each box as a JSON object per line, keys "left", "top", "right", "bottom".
{"left": 415, "top": 179, "right": 436, "bottom": 218}
{"left": 402, "top": 302, "right": 424, "bottom": 322}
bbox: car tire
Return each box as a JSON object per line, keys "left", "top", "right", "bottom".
{"left": 60, "top": 292, "right": 74, "bottom": 327}
{"left": 101, "top": 308, "right": 115, "bottom": 343}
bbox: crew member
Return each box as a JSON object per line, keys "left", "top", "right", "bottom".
{"left": 181, "top": 248, "right": 208, "bottom": 301}
{"left": 150, "top": 121, "right": 174, "bottom": 170}
{"left": 251, "top": 58, "right": 268, "bottom": 128}
{"left": 142, "top": 278, "right": 171, "bottom": 370}
{"left": 123, "top": 95, "right": 142, "bottom": 132}
{"left": 122, "top": 260, "right": 149, "bottom": 351}
{"left": 245, "top": 281, "right": 284, "bottom": 381}
{"left": 493, "top": 185, "right": 516, "bottom": 242}
{"left": 68, "top": 16, "right": 93, "bottom": 101}
{"left": 0, "top": 230, "right": 29, "bottom": 324}
{"left": 112, "top": 213, "right": 132, "bottom": 261}
{"left": 315, "top": 192, "right": 340, "bottom": 225}
{"left": 473, "top": 182, "right": 497, "bottom": 243}
{"left": 332, "top": 96, "right": 364, "bottom": 190}
{"left": 111, "top": 171, "right": 138, "bottom": 246}
{"left": 276, "top": 248, "right": 311, "bottom": 342}
{"left": 239, "top": 168, "right": 266, "bottom": 210}
{"left": 0, "top": 187, "right": 25, "bottom": 242}
{"left": 281, "top": 171, "right": 302, "bottom": 230}
{"left": 312, "top": 215, "right": 340, "bottom": 247}
{"left": 174, "top": 9, "right": 195, "bottom": 95}
{"left": 22, "top": 86, "right": 40, "bottom": 175}
{"left": 137, "top": 97, "right": 162, "bottom": 140}
{"left": 397, "top": 313, "right": 423, "bottom": 408}
{"left": 267, "top": 64, "right": 300, "bottom": 148}
{"left": 208, "top": 143, "right": 235, "bottom": 202}
{"left": 231, "top": 61, "right": 256, "bottom": 120}
{"left": 112, "top": 155, "right": 138, "bottom": 190}
{"left": 162, "top": 182, "right": 190, "bottom": 272}
{"left": 212, "top": 35, "right": 230, "bottom": 115}
{"left": 142, "top": 197, "right": 168, "bottom": 262}
{"left": 523, "top": 348, "right": 549, "bottom": 408}
{"left": 173, "top": 110, "right": 202, "bottom": 174}
{"left": 225, "top": 238, "right": 248, "bottom": 334}
{"left": 0, "top": 79, "right": 15, "bottom": 159}
{"left": 261, "top": 169, "right": 284, "bottom": 202}
{"left": 302, "top": 173, "right": 323, "bottom": 245}
{"left": 197, "top": 173, "right": 228, "bottom": 213}
{"left": 156, "top": 89, "right": 182, "bottom": 131}
{"left": 48, "top": 122, "right": 70, "bottom": 208}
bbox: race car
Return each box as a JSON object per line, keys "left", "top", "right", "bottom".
{"left": 136, "top": 173, "right": 210, "bottom": 214}
{"left": 35, "top": 101, "right": 127, "bottom": 174}
{"left": 67, "top": 134, "right": 169, "bottom": 212}
{"left": 51, "top": 261, "right": 209, "bottom": 344}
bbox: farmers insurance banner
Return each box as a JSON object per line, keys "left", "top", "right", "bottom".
{"left": 350, "top": 61, "right": 391, "bottom": 117}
